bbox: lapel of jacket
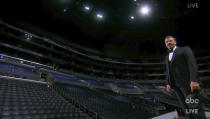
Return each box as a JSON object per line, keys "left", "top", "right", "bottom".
{"left": 166, "top": 54, "right": 169, "bottom": 66}
{"left": 166, "top": 55, "right": 170, "bottom": 73}
{"left": 170, "top": 47, "right": 179, "bottom": 64}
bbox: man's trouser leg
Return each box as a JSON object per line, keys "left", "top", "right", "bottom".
{"left": 174, "top": 88, "right": 206, "bottom": 119}
{"left": 174, "top": 87, "right": 191, "bottom": 119}
{"left": 191, "top": 90, "right": 206, "bottom": 119}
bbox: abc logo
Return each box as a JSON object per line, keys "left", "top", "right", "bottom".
{"left": 185, "top": 94, "right": 199, "bottom": 108}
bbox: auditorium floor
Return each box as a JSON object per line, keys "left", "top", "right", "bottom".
{"left": 152, "top": 111, "right": 210, "bottom": 119}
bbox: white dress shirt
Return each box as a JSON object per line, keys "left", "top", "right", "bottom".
{"left": 169, "top": 46, "right": 177, "bottom": 61}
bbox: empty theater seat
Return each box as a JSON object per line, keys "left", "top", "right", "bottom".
{"left": 53, "top": 83, "right": 155, "bottom": 119}
{"left": 0, "top": 78, "right": 89, "bottom": 119}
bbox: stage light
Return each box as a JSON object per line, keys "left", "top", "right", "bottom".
{"left": 134, "top": 0, "right": 137, "bottom": 2}
{"left": 130, "top": 16, "right": 135, "bottom": 20}
{"left": 96, "top": 13, "right": 103, "bottom": 19}
{"left": 63, "top": 8, "right": 67, "bottom": 12}
{"left": 139, "top": 5, "right": 151, "bottom": 15}
{"left": 84, "top": 6, "right": 90, "bottom": 11}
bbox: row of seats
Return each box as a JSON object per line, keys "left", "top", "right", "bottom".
{"left": 53, "top": 83, "right": 156, "bottom": 119}
{"left": 0, "top": 78, "right": 90, "bottom": 119}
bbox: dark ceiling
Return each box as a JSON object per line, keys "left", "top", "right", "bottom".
{"left": 0, "top": 0, "right": 205, "bottom": 56}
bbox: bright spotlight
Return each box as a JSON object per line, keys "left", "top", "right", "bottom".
{"left": 63, "top": 8, "right": 67, "bottom": 12}
{"left": 130, "top": 16, "right": 135, "bottom": 20}
{"left": 84, "top": 6, "right": 90, "bottom": 11}
{"left": 139, "top": 5, "right": 150, "bottom": 15}
{"left": 96, "top": 13, "right": 103, "bottom": 19}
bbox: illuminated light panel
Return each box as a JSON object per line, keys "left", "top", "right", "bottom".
{"left": 130, "top": 16, "right": 135, "bottom": 20}
{"left": 63, "top": 8, "right": 67, "bottom": 12}
{"left": 84, "top": 6, "right": 90, "bottom": 11}
{"left": 96, "top": 13, "right": 103, "bottom": 19}
{"left": 140, "top": 5, "right": 150, "bottom": 15}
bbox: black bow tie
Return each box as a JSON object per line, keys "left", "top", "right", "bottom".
{"left": 168, "top": 49, "right": 173, "bottom": 53}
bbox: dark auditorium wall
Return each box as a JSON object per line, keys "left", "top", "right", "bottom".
{"left": 102, "top": 38, "right": 164, "bottom": 59}
{"left": 103, "top": 44, "right": 141, "bottom": 59}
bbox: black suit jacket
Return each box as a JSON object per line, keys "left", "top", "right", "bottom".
{"left": 165, "top": 46, "right": 199, "bottom": 89}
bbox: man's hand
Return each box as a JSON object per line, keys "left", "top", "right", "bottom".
{"left": 166, "top": 85, "right": 172, "bottom": 93}
{"left": 190, "top": 81, "right": 200, "bottom": 92}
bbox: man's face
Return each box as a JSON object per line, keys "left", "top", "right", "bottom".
{"left": 165, "top": 37, "right": 176, "bottom": 50}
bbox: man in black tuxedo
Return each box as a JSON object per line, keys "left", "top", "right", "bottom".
{"left": 164, "top": 36, "right": 206, "bottom": 119}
